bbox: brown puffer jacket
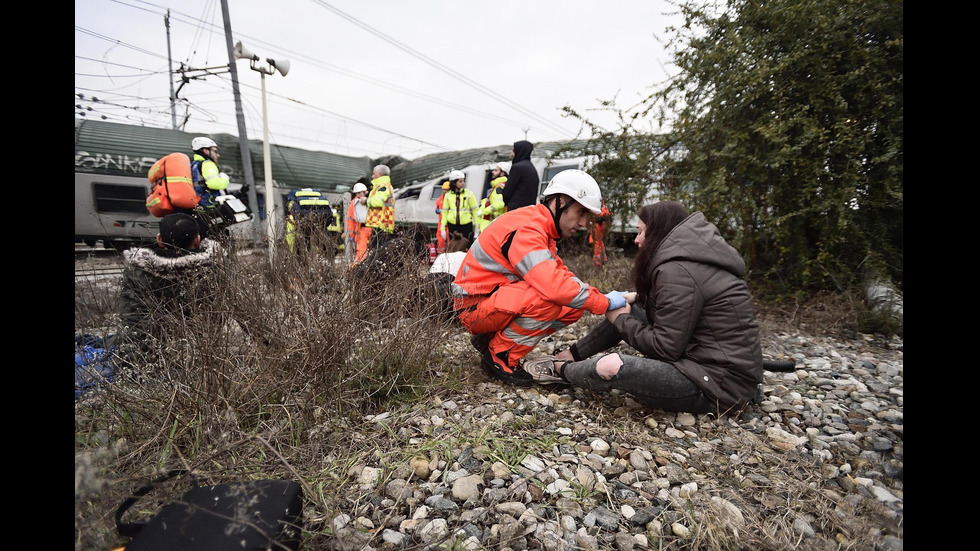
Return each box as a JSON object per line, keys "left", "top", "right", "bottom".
{"left": 612, "top": 212, "right": 763, "bottom": 409}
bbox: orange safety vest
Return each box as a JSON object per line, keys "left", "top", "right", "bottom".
{"left": 452, "top": 204, "right": 608, "bottom": 314}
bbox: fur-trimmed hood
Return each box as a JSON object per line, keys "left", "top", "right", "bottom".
{"left": 122, "top": 239, "right": 223, "bottom": 280}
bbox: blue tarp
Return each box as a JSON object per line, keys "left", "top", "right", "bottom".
{"left": 75, "top": 334, "right": 115, "bottom": 399}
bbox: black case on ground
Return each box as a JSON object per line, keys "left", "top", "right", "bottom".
{"left": 121, "top": 479, "right": 304, "bottom": 551}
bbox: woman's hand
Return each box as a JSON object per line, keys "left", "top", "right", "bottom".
{"left": 605, "top": 304, "right": 630, "bottom": 323}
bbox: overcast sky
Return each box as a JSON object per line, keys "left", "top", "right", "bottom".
{"left": 76, "top": 0, "right": 683, "bottom": 160}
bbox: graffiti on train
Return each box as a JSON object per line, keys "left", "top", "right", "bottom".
{"left": 114, "top": 219, "right": 160, "bottom": 230}
{"left": 75, "top": 151, "right": 158, "bottom": 175}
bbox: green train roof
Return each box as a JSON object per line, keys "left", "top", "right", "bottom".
{"left": 389, "top": 139, "right": 591, "bottom": 187}
{"left": 74, "top": 119, "right": 375, "bottom": 191}
{"left": 75, "top": 119, "right": 589, "bottom": 191}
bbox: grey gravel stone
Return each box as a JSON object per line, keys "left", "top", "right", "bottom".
{"left": 327, "top": 322, "right": 902, "bottom": 550}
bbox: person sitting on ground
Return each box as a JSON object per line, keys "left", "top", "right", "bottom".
{"left": 427, "top": 232, "right": 470, "bottom": 322}
{"left": 429, "top": 232, "right": 470, "bottom": 277}
{"left": 108, "top": 212, "right": 225, "bottom": 377}
{"left": 524, "top": 201, "right": 765, "bottom": 415}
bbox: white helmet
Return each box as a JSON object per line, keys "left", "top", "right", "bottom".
{"left": 496, "top": 161, "right": 512, "bottom": 174}
{"left": 352, "top": 182, "right": 368, "bottom": 193}
{"left": 191, "top": 137, "right": 217, "bottom": 151}
{"left": 542, "top": 169, "right": 603, "bottom": 215}
{"left": 449, "top": 169, "right": 466, "bottom": 181}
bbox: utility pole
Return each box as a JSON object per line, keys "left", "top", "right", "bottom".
{"left": 220, "top": 0, "right": 262, "bottom": 239}
{"left": 165, "top": 10, "right": 177, "bottom": 129}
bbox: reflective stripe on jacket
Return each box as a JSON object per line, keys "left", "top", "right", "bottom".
{"left": 192, "top": 154, "right": 229, "bottom": 208}
{"left": 451, "top": 204, "right": 608, "bottom": 315}
{"left": 440, "top": 188, "right": 478, "bottom": 228}
{"left": 346, "top": 198, "right": 366, "bottom": 241}
{"left": 366, "top": 175, "right": 395, "bottom": 233}
{"left": 477, "top": 177, "right": 507, "bottom": 231}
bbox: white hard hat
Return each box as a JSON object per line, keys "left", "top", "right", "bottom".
{"left": 542, "top": 169, "right": 603, "bottom": 215}
{"left": 449, "top": 169, "right": 466, "bottom": 181}
{"left": 496, "top": 161, "right": 512, "bottom": 173}
{"left": 191, "top": 137, "right": 217, "bottom": 151}
{"left": 352, "top": 182, "right": 368, "bottom": 193}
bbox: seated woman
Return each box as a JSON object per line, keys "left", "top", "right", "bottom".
{"left": 429, "top": 232, "right": 470, "bottom": 277}
{"left": 525, "top": 201, "right": 764, "bottom": 415}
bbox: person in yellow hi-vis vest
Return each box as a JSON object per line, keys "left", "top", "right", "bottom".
{"left": 476, "top": 161, "right": 509, "bottom": 236}
{"left": 365, "top": 164, "right": 395, "bottom": 252}
{"left": 285, "top": 188, "right": 337, "bottom": 263}
{"left": 189, "top": 136, "right": 230, "bottom": 238}
{"left": 439, "top": 170, "right": 479, "bottom": 243}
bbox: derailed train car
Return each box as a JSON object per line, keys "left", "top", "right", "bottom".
{"left": 389, "top": 140, "right": 641, "bottom": 240}
{"left": 74, "top": 119, "right": 375, "bottom": 249}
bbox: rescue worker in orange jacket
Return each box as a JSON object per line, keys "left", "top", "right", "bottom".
{"left": 451, "top": 169, "right": 630, "bottom": 386}
{"left": 589, "top": 200, "right": 612, "bottom": 267}
{"left": 346, "top": 181, "right": 369, "bottom": 263}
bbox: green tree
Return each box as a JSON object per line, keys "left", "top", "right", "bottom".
{"left": 568, "top": 0, "right": 903, "bottom": 294}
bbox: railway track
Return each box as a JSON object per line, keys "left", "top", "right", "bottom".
{"left": 75, "top": 244, "right": 122, "bottom": 257}
{"left": 75, "top": 265, "right": 125, "bottom": 279}
{"left": 75, "top": 244, "right": 124, "bottom": 282}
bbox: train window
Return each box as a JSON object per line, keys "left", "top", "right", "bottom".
{"left": 93, "top": 183, "right": 149, "bottom": 214}
{"left": 538, "top": 165, "right": 580, "bottom": 197}
{"left": 429, "top": 186, "right": 443, "bottom": 200}
{"left": 398, "top": 187, "right": 421, "bottom": 200}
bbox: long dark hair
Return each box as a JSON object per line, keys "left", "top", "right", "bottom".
{"left": 632, "top": 201, "right": 690, "bottom": 304}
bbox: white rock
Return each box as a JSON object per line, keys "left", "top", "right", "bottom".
{"left": 671, "top": 522, "right": 691, "bottom": 538}
{"left": 871, "top": 485, "right": 901, "bottom": 503}
{"left": 665, "top": 427, "right": 686, "bottom": 438}
{"left": 590, "top": 439, "right": 610, "bottom": 456}
{"left": 358, "top": 466, "right": 381, "bottom": 490}
{"left": 521, "top": 454, "right": 546, "bottom": 472}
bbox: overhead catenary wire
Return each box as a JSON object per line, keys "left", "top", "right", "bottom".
{"left": 309, "top": 0, "right": 578, "bottom": 140}
{"left": 76, "top": 0, "right": 583, "bottom": 156}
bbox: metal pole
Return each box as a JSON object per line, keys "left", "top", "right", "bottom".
{"left": 219, "top": 0, "right": 262, "bottom": 241}
{"left": 165, "top": 10, "right": 176, "bottom": 129}
{"left": 261, "top": 72, "right": 276, "bottom": 261}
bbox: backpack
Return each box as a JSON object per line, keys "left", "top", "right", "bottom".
{"left": 146, "top": 152, "right": 200, "bottom": 217}
{"left": 116, "top": 470, "right": 304, "bottom": 551}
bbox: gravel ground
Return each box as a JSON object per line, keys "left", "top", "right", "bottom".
{"left": 318, "top": 317, "right": 903, "bottom": 551}
{"left": 75, "top": 249, "right": 903, "bottom": 550}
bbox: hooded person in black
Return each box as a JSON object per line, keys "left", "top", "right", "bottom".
{"left": 501, "top": 140, "right": 539, "bottom": 211}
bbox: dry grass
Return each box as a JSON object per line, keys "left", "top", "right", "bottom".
{"left": 75, "top": 237, "right": 894, "bottom": 550}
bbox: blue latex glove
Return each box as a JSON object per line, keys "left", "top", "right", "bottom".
{"left": 605, "top": 291, "right": 627, "bottom": 311}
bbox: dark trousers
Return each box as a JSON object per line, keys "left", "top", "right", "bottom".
{"left": 564, "top": 306, "right": 715, "bottom": 413}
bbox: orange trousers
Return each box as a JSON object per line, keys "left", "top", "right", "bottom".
{"left": 354, "top": 226, "right": 371, "bottom": 264}
{"left": 590, "top": 226, "right": 607, "bottom": 267}
{"left": 456, "top": 281, "right": 586, "bottom": 370}
{"left": 436, "top": 227, "right": 446, "bottom": 254}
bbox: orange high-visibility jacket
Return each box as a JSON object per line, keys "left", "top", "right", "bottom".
{"left": 452, "top": 204, "right": 609, "bottom": 314}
